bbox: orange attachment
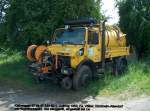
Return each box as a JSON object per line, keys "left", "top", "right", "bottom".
{"left": 41, "top": 67, "right": 49, "bottom": 73}
{"left": 27, "top": 45, "right": 37, "bottom": 61}
{"left": 35, "top": 45, "right": 47, "bottom": 61}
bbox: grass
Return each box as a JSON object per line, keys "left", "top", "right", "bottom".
{"left": 0, "top": 50, "right": 33, "bottom": 87}
{"left": 0, "top": 49, "right": 61, "bottom": 91}
{"left": 86, "top": 61, "right": 150, "bottom": 98}
{"left": 0, "top": 50, "right": 150, "bottom": 97}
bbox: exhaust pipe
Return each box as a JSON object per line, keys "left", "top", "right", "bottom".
{"left": 101, "top": 20, "right": 107, "bottom": 70}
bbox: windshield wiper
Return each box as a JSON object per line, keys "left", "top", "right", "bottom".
{"left": 62, "top": 41, "right": 75, "bottom": 44}
{"left": 52, "top": 41, "right": 62, "bottom": 44}
{"left": 52, "top": 41, "right": 78, "bottom": 45}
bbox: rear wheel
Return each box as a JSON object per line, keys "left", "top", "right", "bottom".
{"left": 73, "top": 65, "right": 92, "bottom": 90}
{"left": 112, "top": 57, "right": 127, "bottom": 75}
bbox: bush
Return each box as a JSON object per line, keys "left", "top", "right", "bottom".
{"left": 117, "top": 0, "right": 150, "bottom": 58}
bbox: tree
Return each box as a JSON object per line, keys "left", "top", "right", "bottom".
{"left": 0, "top": 0, "right": 9, "bottom": 46}
{"left": 116, "top": 0, "right": 150, "bottom": 58}
{"left": 0, "top": 0, "right": 10, "bottom": 23}
{"left": 0, "top": 0, "right": 103, "bottom": 49}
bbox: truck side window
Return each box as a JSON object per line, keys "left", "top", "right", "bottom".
{"left": 88, "top": 31, "right": 99, "bottom": 44}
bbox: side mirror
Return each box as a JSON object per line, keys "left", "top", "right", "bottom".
{"left": 65, "top": 25, "right": 70, "bottom": 30}
{"left": 46, "top": 40, "right": 50, "bottom": 45}
{"left": 82, "top": 40, "right": 86, "bottom": 44}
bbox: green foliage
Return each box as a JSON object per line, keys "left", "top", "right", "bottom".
{"left": 0, "top": 0, "right": 10, "bottom": 22}
{"left": 86, "top": 62, "right": 150, "bottom": 97}
{"left": 116, "top": 0, "right": 150, "bottom": 58}
{"left": 0, "top": 0, "right": 102, "bottom": 49}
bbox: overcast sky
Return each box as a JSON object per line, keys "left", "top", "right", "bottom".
{"left": 101, "top": 0, "right": 119, "bottom": 24}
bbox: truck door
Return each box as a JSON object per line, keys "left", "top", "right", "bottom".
{"left": 87, "top": 30, "right": 100, "bottom": 62}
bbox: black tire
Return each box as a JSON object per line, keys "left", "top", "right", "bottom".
{"left": 112, "top": 57, "right": 127, "bottom": 75}
{"left": 35, "top": 76, "right": 44, "bottom": 84}
{"left": 61, "top": 77, "right": 72, "bottom": 90}
{"left": 73, "top": 65, "right": 92, "bottom": 90}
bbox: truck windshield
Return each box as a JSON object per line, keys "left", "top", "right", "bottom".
{"left": 53, "top": 28, "right": 85, "bottom": 45}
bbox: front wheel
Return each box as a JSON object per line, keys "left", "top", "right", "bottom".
{"left": 61, "top": 77, "right": 72, "bottom": 90}
{"left": 34, "top": 76, "right": 45, "bottom": 84}
{"left": 73, "top": 65, "right": 92, "bottom": 90}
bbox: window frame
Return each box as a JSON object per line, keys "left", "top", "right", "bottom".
{"left": 88, "top": 30, "right": 99, "bottom": 45}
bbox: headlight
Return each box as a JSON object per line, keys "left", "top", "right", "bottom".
{"left": 61, "top": 67, "right": 73, "bottom": 75}
{"left": 76, "top": 48, "right": 84, "bottom": 56}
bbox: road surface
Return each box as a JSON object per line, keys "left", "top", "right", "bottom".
{"left": 0, "top": 85, "right": 150, "bottom": 111}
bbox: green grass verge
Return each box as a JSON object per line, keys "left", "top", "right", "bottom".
{"left": 0, "top": 50, "right": 61, "bottom": 91}
{"left": 86, "top": 61, "right": 150, "bottom": 98}
{"left": 0, "top": 50, "right": 33, "bottom": 87}
{"left": 0, "top": 50, "right": 150, "bottom": 97}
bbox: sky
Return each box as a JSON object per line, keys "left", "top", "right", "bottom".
{"left": 101, "top": 0, "right": 119, "bottom": 24}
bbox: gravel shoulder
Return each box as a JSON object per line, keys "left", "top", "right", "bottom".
{"left": 0, "top": 86, "right": 150, "bottom": 111}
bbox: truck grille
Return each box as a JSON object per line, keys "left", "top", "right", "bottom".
{"left": 58, "top": 56, "right": 71, "bottom": 67}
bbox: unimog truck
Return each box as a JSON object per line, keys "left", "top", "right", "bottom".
{"left": 27, "top": 19, "right": 130, "bottom": 90}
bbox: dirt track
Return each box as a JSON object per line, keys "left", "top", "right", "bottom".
{"left": 0, "top": 85, "right": 150, "bottom": 111}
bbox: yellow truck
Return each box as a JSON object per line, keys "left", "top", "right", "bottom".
{"left": 27, "top": 19, "right": 130, "bottom": 90}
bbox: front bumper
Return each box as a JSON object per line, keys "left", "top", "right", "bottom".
{"left": 28, "top": 61, "right": 74, "bottom": 81}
